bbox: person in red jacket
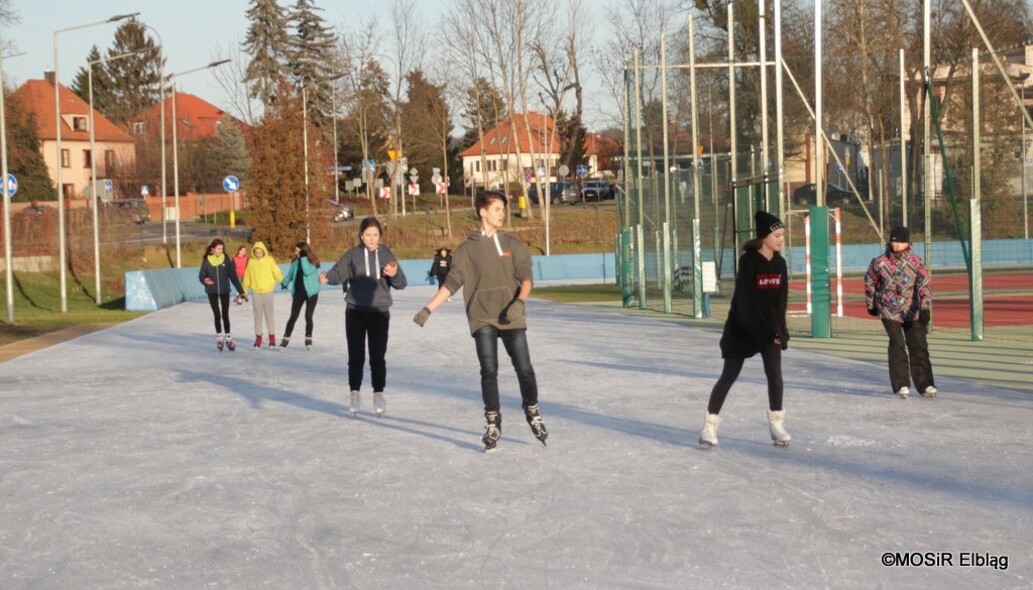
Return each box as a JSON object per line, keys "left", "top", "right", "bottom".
{"left": 698, "top": 210, "right": 791, "bottom": 449}
{"left": 232, "top": 245, "right": 250, "bottom": 305}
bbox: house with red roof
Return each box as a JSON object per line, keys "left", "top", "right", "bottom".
{"left": 128, "top": 92, "right": 247, "bottom": 142}
{"left": 458, "top": 112, "right": 616, "bottom": 191}
{"left": 10, "top": 73, "right": 136, "bottom": 200}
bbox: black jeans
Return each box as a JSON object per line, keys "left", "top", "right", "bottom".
{"left": 283, "top": 293, "right": 319, "bottom": 339}
{"left": 881, "top": 318, "right": 934, "bottom": 392}
{"left": 473, "top": 326, "right": 539, "bottom": 413}
{"left": 207, "top": 293, "right": 231, "bottom": 334}
{"left": 706, "top": 344, "right": 783, "bottom": 415}
{"left": 346, "top": 308, "right": 390, "bottom": 392}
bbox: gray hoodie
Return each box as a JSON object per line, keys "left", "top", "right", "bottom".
{"left": 443, "top": 230, "right": 533, "bottom": 334}
{"left": 324, "top": 245, "right": 408, "bottom": 312}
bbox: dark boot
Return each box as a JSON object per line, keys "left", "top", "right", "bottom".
{"left": 523, "top": 403, "right": 548, "bottom": 446}
{"left": 482, "top": 411, "right": 502, "bottom": 452}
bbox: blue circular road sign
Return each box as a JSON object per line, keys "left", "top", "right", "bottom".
{"left": 2, "top": 173, "right": 17, "bottom": 198}
{"left": 222, "top": 175, "right": 240, "bottom": 192}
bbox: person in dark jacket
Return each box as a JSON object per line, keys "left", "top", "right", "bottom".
{"left": 698, "top": 210, "right": 791, "bottom": 448}
{"left": 320, "top": 217, "right": 408, "bottom": 416}
{"left": 280, "top": 241, "right": 322, "bottom": 351}
{"left": 412, "top": 191, "right": 548, "bottom": 452}
{"left": 430, "top": 247, "right": 452, "bottom": 287}
{"left": 864, "top": 225, "right": 936, "bottom": 399}
{"left": 198, "top": 238, "right": 245, "bottom": 352}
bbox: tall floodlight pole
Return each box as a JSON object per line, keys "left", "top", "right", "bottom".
{"left": 759, "top": 1, "right": 769, "bottom": 189}
{"left": 923, "top": 0, "right": 932, "bottom": 272}
{"left": 169, "top": 59, "right": 230, "bottom": 268}
{"left": 774, "top": 0, "right": 786, "bottom": 217}
{"left": 815, "top": 0, "right": 823, "bottom": 206}
{"left": 52, "top": 12, "right": 139, "bottom": 313}
{"left": 899, "top": 49, "right": 908, "bottom": 227}
{"left": 2, "top": 50, "right": 26, "bottom": 323}
{"left": 689, "top": 16, "right": 704, "bottom": 319}
{"left": 89, "top": 47, "right": 157, "bottom": 305}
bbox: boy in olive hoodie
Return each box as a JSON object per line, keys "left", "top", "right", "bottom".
{"left": 413, "top": 192, "right": 548, "bottom": 452}
{"left": 242, "top": 241, "right": 283, "bottom": 349}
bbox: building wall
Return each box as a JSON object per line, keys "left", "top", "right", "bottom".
{"left": 39, "top": 138, "right": 135, "bottom": 199}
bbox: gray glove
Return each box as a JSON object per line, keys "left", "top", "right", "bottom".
{"left": 413, "top": 307, "right": 432, "bottom": 327}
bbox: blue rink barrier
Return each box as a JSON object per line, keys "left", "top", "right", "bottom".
{"left": 125, "top": 253, "right": 619, "bottom": 312}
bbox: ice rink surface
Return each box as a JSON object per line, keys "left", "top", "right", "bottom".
{"left": 1, "top": 285, "right": 1030, "bottom": 589}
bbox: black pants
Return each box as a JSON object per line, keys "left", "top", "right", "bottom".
{"left": 473, "top": 326, "right": 539, "bottom": 413}
{"left": 881, "top": 318, "right": 934, "bottom": 392}
{"left": 706, "top": 344, "right": 783, "bottom": 415}
{"left": 435, "top": 273, "right": 448, "bottom": 288}
{"left": 345, "top": 308, "right": 390, "bottom": 392}
{"left": 283, "top": 293, "right": 319, "bottom": 339}
{"left": 207, "top": 293, "right": 231, "bottom": 334}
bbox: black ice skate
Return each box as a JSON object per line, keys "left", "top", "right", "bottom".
{"left": 305, "top": 337, "right": 313, "bottom": 350}
{"left": 482, "top": 411, "right": 502, "bottom": 452}
{"left": 523, "top": 404, "right": 548, "bottom": 446}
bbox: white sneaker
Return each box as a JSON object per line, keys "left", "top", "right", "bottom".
{"left": 348, "top": 391, "right": 361, "bottom": 415}
{"left": 373, "top": 392, "right": 386, "bottom": 416}
{"left": 895, "top": 386, "right": 910, "bottom": 399}
{"left": 922, "top": 386, "right": 937, "bottom": 397}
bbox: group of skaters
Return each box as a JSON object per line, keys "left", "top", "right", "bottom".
{"left": 198, "top": 191, "right": 935, "bottom": 453}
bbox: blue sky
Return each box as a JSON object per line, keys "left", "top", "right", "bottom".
{"left": 2, "top": 0, "right": 619, "bottom": 129}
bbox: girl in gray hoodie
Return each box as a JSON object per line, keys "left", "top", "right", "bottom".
{"left": 320, "top": 217, "right": 407, "bottom": 416}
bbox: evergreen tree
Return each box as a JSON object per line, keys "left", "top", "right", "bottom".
{"left": 103, "top": 20, "right": 163, "bottom": 125}
{"left": 400, "top": 70, "right": 450, "bottom": 191}
{"left": 242, "top": 0, "right": 291, "bottom": 107}
{"left": 3, "top": 92, "right": 55, "bottom": 202}
{"left": 69, "top": 46, "right": 116, "bottom": 117}
{"left": 198, "top": 116, "right": 252, "bottom": 193}
{"left": 286, "top": 0, "right": 337, "bottom": 131}
{"left": 461, "top": 77, "right": 505, "bottom": 149}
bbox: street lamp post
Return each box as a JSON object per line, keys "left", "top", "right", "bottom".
{"left": 301, "top": 72, "right": 344, "bottom": 243}
{"left": 135, "top": 23, "right": 167, "bottom": 247}
{"left": 53, "top": 12, "right": 139, "bottom": 313}
{"left": 89, "top": 46, "right": 158, "bottom": 304}
{"left": 2, "top": 50, "right": 26, "bottom": 323}
{"left": 168, "top": 59, "right": 230, "bottom": 268}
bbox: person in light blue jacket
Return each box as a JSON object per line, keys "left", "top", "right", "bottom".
{"left": 279, "top": 241, "right": 322, "bottom": 350}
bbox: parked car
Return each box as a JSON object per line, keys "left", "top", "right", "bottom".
{"left": 581, "top": 180, "right": 615, "bottom": 202}
{"left": 527, "top": 181, "right": 578, "bottom": 206}
{"left": 16, "top": 202, "right": 54, "bottom": 216}
{"left": 792, "top": 183, "right": 854, "bottom": 206}
{"left": 104, "top": 198, "right": 150, "bottom": 224}
{"left": 328, "top": 199, "right": 355, "bottom": 222}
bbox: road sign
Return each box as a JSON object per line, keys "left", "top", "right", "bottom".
{"left": 379, "top": 187, "right": 391, "bottom": 199}
{"left": 576, "top": 164, "right": 588, "bottom": 177}
{"left": 408, "top": 183, "right": 419, "bottom": 196}
{"left": 222, "top": 175, "right": 240, "bottom": 192}
{"left": 434, "top": 181, "right": 446, "bottom": 195}
{"left": 103, "top": 179, "right": 114, "bottom": 196}
{"left": 2, "top": 173, "right": 17, "bottom": 197}
{"left": 431, "top": 174, "right": 442, "bottom": 183}
{"left": 140, "top": 184, "right": 150, "bottom": 197}
{"left": 558, "top": 164, "right": 569, "bottom": 177}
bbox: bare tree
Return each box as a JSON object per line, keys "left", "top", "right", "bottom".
{"left": 211, "top": 40, "right": 262, "bottom": 126}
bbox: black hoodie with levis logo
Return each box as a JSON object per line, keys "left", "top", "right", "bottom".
{"left": 442, "top": 230, "right": 533, "bottom": 335}
{"left": 719, "top": 248, "right": 789, "bottom": 358}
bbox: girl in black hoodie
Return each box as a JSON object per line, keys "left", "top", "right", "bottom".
{"left": 698, "top": 211, "right": 791, "bottom": 448}
{"left": 198, "top": 238, "right": 245, "bottom": 351}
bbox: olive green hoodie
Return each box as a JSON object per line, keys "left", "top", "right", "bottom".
{"left": 442, "top": 230, "right": 533, "bottom": 335}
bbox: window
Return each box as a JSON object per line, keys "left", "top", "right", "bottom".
{"left": 132, "top": 122, "right": 146, "bottom": 135}
{"left": 501, "top": 159, "right": 508, "bottom": 171}
{"left": 475, "top": 161, "right": 481, "bottom": 172}
{"left": 489, "top": 136, "right": 497, "bottom": 145}
{"left": 62, "top": 184, "right": 74, "bottom": 199}
{"left": 83, "top": 149, "right": 92, "bottom": 168}
{"left": 501, "top": 136, "right": 508, "bottom": 145}
{"left": 61, "top": 149, "right": 70, "bottom": 168}
{"left": 488, "top": 160, "right": 498, "bottom": 172}
{"left": 104, "top": 150, "right": 116, "bottom": 176}
{"left": 72, "top": 116, "right": 88, "bottom": 131}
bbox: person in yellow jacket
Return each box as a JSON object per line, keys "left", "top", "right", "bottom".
{"left": 242, "top": 241, "right": 284, "bottom": 350}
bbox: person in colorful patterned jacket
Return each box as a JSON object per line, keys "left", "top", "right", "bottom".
{"left": 864, "top": 225, "right": 937, "bottom": 399}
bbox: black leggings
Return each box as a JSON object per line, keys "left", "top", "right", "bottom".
{"left": 706, "top": 344, "right": 783, "bottom": 415}
{"left": 283, "top": 293, "right": 319, "bottom": 339}
{"left": 207, "top": 293, "right": 231, "bottom": 334}
{"left": 345, "top": 308, "right": 390, "bottom": 392}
